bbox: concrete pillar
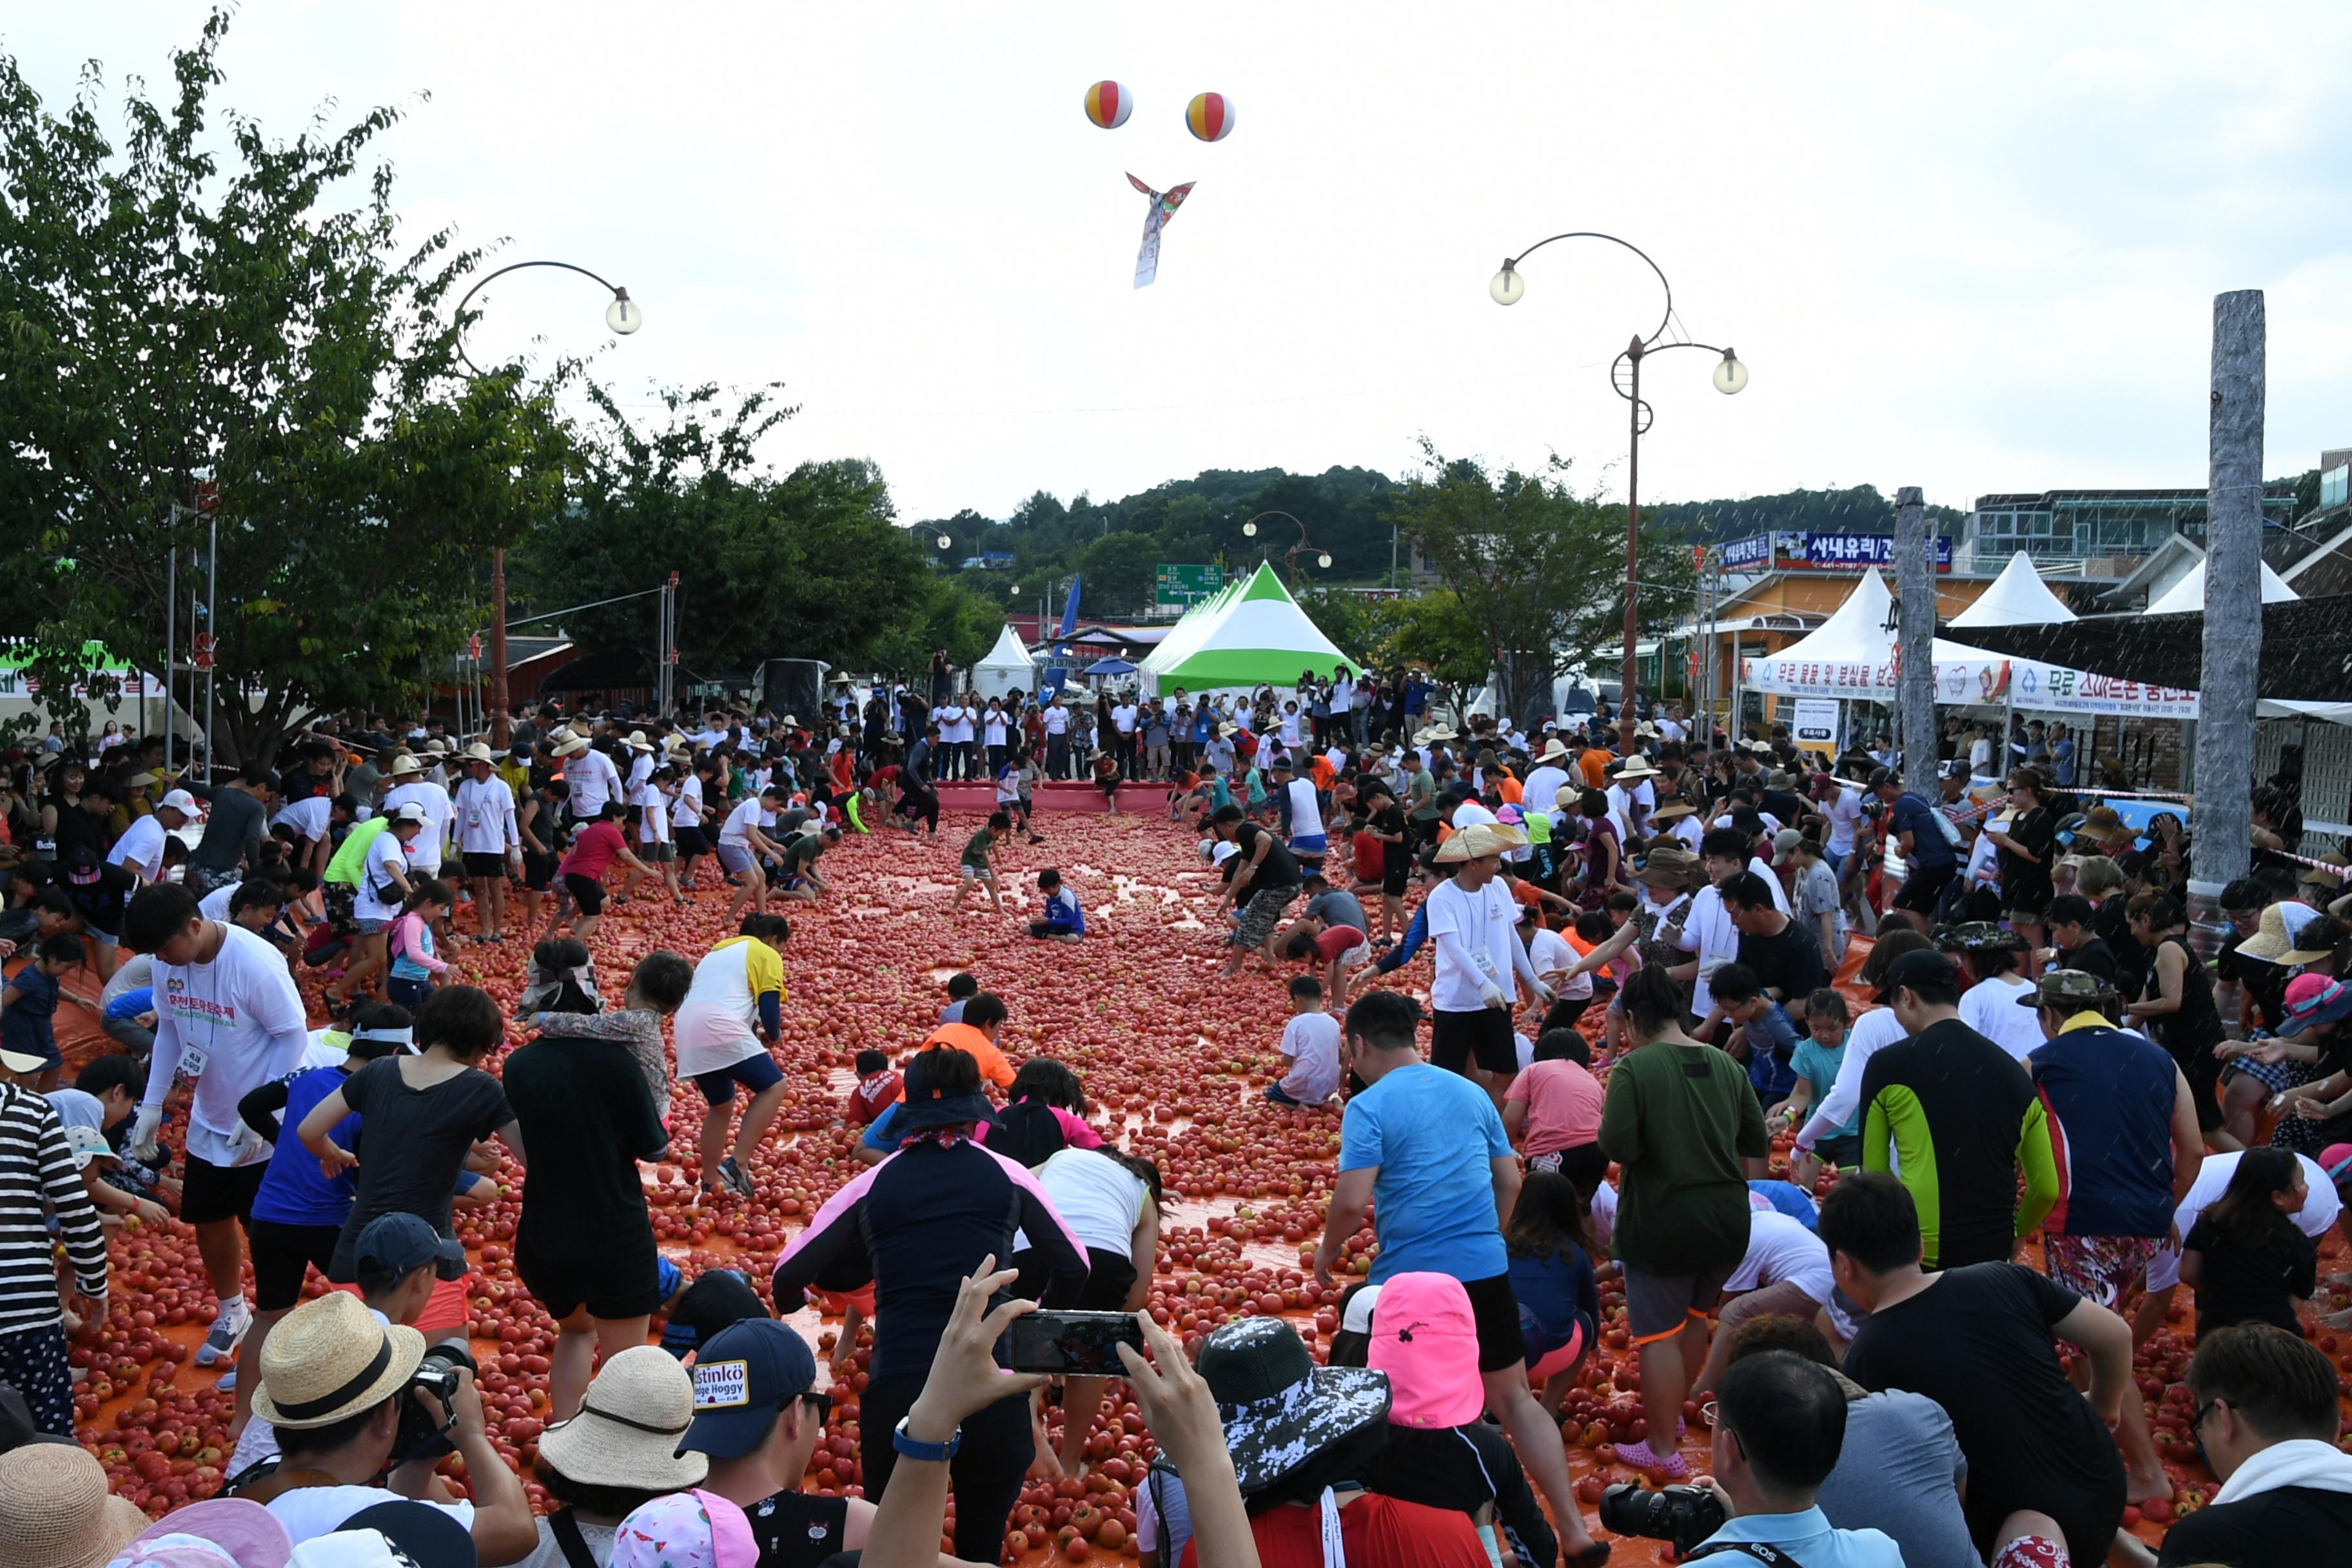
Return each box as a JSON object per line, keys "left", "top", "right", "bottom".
{"left": 2190, "top": 289, "right": 2263, "bottom": 919}
{"left": 1895, "top": 485, "right": 1937, "bottom": 794}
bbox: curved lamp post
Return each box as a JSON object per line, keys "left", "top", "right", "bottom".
{"left": 1491, "top": 233, "right": 1743, "bottom": 751}
{"left": 1240, "top": 511, "right": 1332, "bottom": 589}
{"left": 452, "top": 260, "right": 645, "bottom": 745}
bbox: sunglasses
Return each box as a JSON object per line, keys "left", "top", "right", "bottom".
{"left": 2192, "top": 1395, "right": 2228, "bottom": 1434}
{"left": 796, "top": 1390, "right": 833, "bottom": 1424}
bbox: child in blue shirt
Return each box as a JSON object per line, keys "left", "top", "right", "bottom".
{"left": 1028, "top": 868, "right": 1084, "bottom": 943}
{"left": 3, "top": 933, "right": 89, "bottom": 1087}
{"left": 1711, "top": 961, "right": 1801, "bottom": 1105}
{"left": 1774, "top": 988, "right": 1864, "bottom": 1169}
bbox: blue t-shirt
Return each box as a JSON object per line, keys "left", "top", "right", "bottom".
{"left": 1, "top": 965, "right": 61, "bottom": 1061}
{"left": 1339, "top": 1063, "right": 1511, "bottom": 1283}
{"left": 104, "top": 986, "right": 154, "bottom": 1022}
{"left": 1790, "top": 1034, "right": 1862, "bottom": 1140}
{"left": 1888, "top": 792, "right": 1957, "bottom": 868}
{"left": 1744, "top": 1002, "right": 1802, "bottom": 1100}
{"left": 1507, "top": 1242, "right": 1598, "bottom": 1363}
{"left": 1748, "top": 1179, "right": 1820, "bottom": 1231}
{"left": 252, "top": 1066, "right": 363, "bottom": 1227}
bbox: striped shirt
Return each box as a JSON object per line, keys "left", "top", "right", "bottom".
{"left": 0, "top": 1083, "right": 108, "bottom": 1333}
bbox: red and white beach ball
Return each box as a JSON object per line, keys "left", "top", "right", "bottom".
{"left": 1186, "top": 92, "right": 1235, "bottom": 142}
{"left": 1084, "top": 81, "right": 1133, "bottom": 130}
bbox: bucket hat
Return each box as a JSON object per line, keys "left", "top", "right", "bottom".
{"left": 540, "top": 1346, "right": 710, "bottom": 1488}
{"left": 1193, "top": 1317, "right": 1391, "bottom": 1494}
{"left": 2278, "top": 975, "right": 2352, "bottom": 1039}
{"left": 0, "top": 1444, "right": 149, "bottom": 1568}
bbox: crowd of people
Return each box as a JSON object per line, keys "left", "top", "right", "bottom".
{"left": 0, "top": 681, "right": 2349, "bottom": 1568}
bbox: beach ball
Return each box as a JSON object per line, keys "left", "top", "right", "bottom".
{"left": 1084, "top": 81, "right": 1133, "bottom": 130}
{"left": 1186, "top": 92, "right": 1235, "bottom": 142}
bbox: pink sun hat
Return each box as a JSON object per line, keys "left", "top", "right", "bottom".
{"left": 1365, "top": 1271, "right": 1484, "bottom": 1429}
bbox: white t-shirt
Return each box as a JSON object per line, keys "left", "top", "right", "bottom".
{"left": 1027, "top": 1148, "right": 1149, "bottom": 1260}
{"left": 1798, "top": 1006, "right": 1910, "bottom": 1153}
{"left": 2147, "top": 1151, "right": 2342, "bottom": 1291}
{"left": 1675, "top": 887, "right": 1741, "bottom": 1015}
{"left": 984, "top": 709, "right": 1009, "bottom": 745}
{"left": 635, "top": 783, "right": 673, "bottom": 844}
{"left": 719, "top": 796, "right": 765, "bottom": 848}
{"left": 1424, "top": 876, "right": 1523, "bottom": 1013}
{"left": 1527, "top": 925, "right": 1591, "bottom": 1002}
{"left": 381, "top": 781, "right": 451, "bottom": 871}
{"left": 268, "top": 1486, "right": 471, "bottom": 1551}
{"left": 354, "top": 831, "right": 412, "bottom": 923}
{"left": 1959, "top": 974, "right": 2044, "bottom": 1062}
{"left": 108, "top": 813, "right": 168, "bottom": 882}
{"left": 198, "top": 880, "right": 239, "bottom": 922}
{"left": 1591, "top": 1179, "right": 1618, "bottom": 1248}
{"left": 627, "top": 750, "right": 655, "bottom": 791}
{"left": 453, "top": 776, "right": 519, "bottom": 856}
{"left": 1285, "top": 779, "right": 1323, "bottom": 840}
{"left": 1277, "top": 711, "right": 1301, "bottom": 746}
{"left": 672, "top": 775, "right": 706, "bottom": 828}
{"left": 1820, "top": 788, "right": 1865, "bottom": 856}
{"left": 1277, "top": 1011, "right": 1344, "bottom": 1103}
{"left": 674, "top": 936, "right": 783, "bottom": 1076}
{"left": 1669, "top": 814, "right": 1705, "bottom": 854}
{"left": 271, "top": 796, "right": 334, "bottom": 843}
{"left": 1521, "top": 765, "right": 1571, "bottom": 820}
{"left": 1043, "top": 706, "right": 1070, "bottom": 736}
{"left": 1728, "top": 1209, "right": 1834, "bottom": 1302}
{"left": 565, "top": 748, "right": 623, "bottom": 817}
{"left": 1112, "top": 704, "right": 1139, "bottom": 736}
{"left": 142, "top": 923, "right": 309, "bottom": 1168}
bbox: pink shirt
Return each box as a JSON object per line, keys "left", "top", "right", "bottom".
{"left": 1052, "top": 1107, "right": 1106, "bottom": 1150}
{"left": 1504, "top": 1059, "right": 1607, "bottom": 1158}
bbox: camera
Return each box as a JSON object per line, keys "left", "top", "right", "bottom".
{"left": 389, "top": 1339, "right": 477, "bottom": 1465}
{"left": 1597, "top": 1482, "right": 1728, "bottom": 1556}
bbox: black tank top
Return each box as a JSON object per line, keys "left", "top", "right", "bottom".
{"left": 2153, "top": 932, "right": 2225, "bottom": 1057}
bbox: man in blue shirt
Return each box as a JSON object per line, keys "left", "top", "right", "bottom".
{"left": 1872, "top": 767, "right": 1959, "bottom": 916}
{"left": 1690, "top": 1351, "right": 1905, "bottom": 1567}
{"left": 1312, "top": 990, "right": 1606, "bottom": 1562}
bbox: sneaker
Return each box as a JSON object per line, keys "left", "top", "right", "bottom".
{"left": 1612, "top": 1437, "right": 1687, "bottom": 1480}
{"left": 215, "top": 1367, "right": 237, "bottom": 1393}
{"left": 195, "top": 1298, "right": 251, "bottom": 1367}
{"left": 718, "top": 1157, "right": 754, "bottom": 1198}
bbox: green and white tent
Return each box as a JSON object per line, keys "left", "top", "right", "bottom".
{"left": 1140, "top": 563, "right": 1362, "bottom": 695}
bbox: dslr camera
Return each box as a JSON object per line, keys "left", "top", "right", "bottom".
{"left": 1598, "top": 1481, "right": 1729, "bottom": 1556}
{"left": 389, "top": 1339, "right": 477, "bottom": 1465}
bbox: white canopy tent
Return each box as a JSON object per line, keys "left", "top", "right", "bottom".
{"left": 1741, "top": 569, "right": 2014, "bottom": 705}
{"left": 2145, "top": 557, "right": 2299, "bottom": 616}
{"left": 971, "top": 624, "right": 1038, "bottom": 701}
{"left": 1949, "top": 553, "right": 2077, "bottom": 628}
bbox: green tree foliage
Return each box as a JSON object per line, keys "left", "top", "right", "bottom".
{"left": 1645, "top": 484, "right": 1966, "bottom": 542}
{"left": 0, "top": 12, "right": 571, "bottom": 765}
{"left": 1386, "top": 444, "right": 1697, "bottom": 729}
{"left": 516, "top": 383, "right": 966, "bottom": 680}
{"left": 1371, "top": 588, "right": 1487, "bottom": 685}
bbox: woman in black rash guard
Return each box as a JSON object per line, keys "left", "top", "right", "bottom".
{"left": 771, "top": 1048, "right": 1090, "bottom": 1561}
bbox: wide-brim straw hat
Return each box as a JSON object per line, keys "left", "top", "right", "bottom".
{"left": 2298, "top": 854, "right": 2351, "bottom": 888}
{"left": 1614, "top": 758, "right": 1661, "bottom": 781}
{"left": 250, "top": 1291, "right": 426, "bottom": 1430}
{"left": 0, "top": 1442, "right": 153, "bottom": 1568}
{"left": 1415, "top": 726, "right": 1459, "bottom": 745}
{"left": 461, "top": 742, "right": 496, "bottom": 765}
{"left": 553, "top": 735, "right": 590, "bottom": 757}
{"left": 1649, "top": 800, "right": 1698, "bottom": 823}
{"left": 2075, "top": 805, "right": 2139, "bottom": 846}
{"left": 1434, "top": 821, "right": 1527, "bottom": 863}
{"left": 625, "top": 730, "right": 655, "bottom": 752}
{"left": 537, "top": 1346, "right": 709, "bottom": 1491}
{"left": 1535, "top": 738, "right": 1571, "bottom": 762}
{"left": 387, "top": 755, "right": 424, "bottom": 778}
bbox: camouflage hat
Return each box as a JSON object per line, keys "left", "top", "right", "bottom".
{"left": 2017, "top": 968, "right": 2121, "bottom": 1010}
{"left": 1934, "top": 921, "right": 2028, "bottom": 953}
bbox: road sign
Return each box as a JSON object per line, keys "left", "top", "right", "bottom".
{"left": 467, "top": 632, "right": 483, "bottom": 661}
{"left": 191, "top": 632, "right": 216, "bottom": 672}
{"left": 1155, "top": 563, "right": 1224, "bottom": 605}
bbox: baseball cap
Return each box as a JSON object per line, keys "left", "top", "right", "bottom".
{"left": 158, "top": 789, "right": 200, "bottom": 816}
{"left": 1940, "top": 758, "right": 1973, "bottom": 781}
{"left": 1866, "top": 766, "right": 1897, "bottom": 789}
{"left": 388, "top": 802, "right": 429, "bottom": 826}
{"left": 354, "top": 1212, "right": 467, "bottom": 1283}
{"left": 64, "top": 845, "right": 102, "bottom": 886}
{"left": 1882, "top": 949, "right": 1959, "bottom": 998}
{"left": 676, "top": 1318, "right": 818, "bottom": 1460}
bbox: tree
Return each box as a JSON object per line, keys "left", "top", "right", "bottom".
{"left": 1371, "top": 589, "right": 1487, "bottom": 685}
{"left": 1077, "top": 530, "right": 1161, "bottom": 617}
{"left": 1385, "top": 442, "right": 1697, "bottom": 732}
{"left": 519, "top": 383, "right": 936, "bottom": 680}
{"left": 0, "top": 12, "right": 572, "bottom": 765}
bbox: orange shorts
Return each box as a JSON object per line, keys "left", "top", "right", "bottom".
{"left": 807, "top": 1283, "right": 876, "bottom": 1318}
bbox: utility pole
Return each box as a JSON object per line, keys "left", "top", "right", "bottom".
{"left": 489, "top": 549, "right": 509, "bottom": 749}
{"left": 2190, "top": 289, "right": 2264, "bottom": 931}
{"left": 1894, "top": 485, "right": 1937, "bottom": 794}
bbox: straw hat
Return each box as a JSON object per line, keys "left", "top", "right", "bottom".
{"left": 2074, "top": 805, "right": 2138, "bottom": 847}
{"left": 537, "top": 1346, "right": 709, "bottom": 1491}
{"left": 387, "top": 754, "right": 424, "bottom": 778}
{"left": 625, "top": 730, "right": 655, "bottom": 753}
{"left": 2299, "top": 853, "right": 2351, "bottom": 888}
{"left": 1649, "top": 799, "right": 1697, "bottom": 823}
{"left": 2237, "top": 901, "right": 2322, "bottom": 965}
{"left": 0, "top": 1443, "right": 150, "bottom": 1568}
{"left": 1535, "top": 738, "right": 1571, "bottom": 763}
{"left": 1415, "top": 725, "right": 1459, "bottom": 745}
{"left": 461, "top": 742, "right": 496, "bottom": 765}
{"left": 1433, "top": 822, "right": 1525, "bottom": 863}
{"left": 250, "top": 1290, "right": 426, "bottom": 1430}
{"left": 1614, "top": 758, "right": 1661, "bottom": 781}
{"left": 423, "top": 738, "right": 451, "bottom": 756}
{"left": 553, "top": 734, "right": 590, "bottom": 758}
{"left": 124, "top": 771, "right": 163, "bottom": 789}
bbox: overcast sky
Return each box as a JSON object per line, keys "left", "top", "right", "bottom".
{"left": 13, "top": 3, "right": 2352, "bottom": 524}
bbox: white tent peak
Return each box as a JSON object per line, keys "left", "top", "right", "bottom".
{"left": 1950, "top": 554, "right": 2078, "bottom": 627}
{"left": 972, "top": 623, "right": 1037, "bottom": 700}
{"left": 2144, "top": 556, "right": 2299, "bottom": 616}
{"left": 1761, "top": 568, "right": 1895, "bottom": 663}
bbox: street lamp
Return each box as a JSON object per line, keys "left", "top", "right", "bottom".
{"left": 1491, "top": 233, "right": 1744, "bottom": 752}
{"left": 453, "top": 259, "right": 647, "bottom": 745}
{"left": 1240, "top": 511, "right": 1331, "bottom": 589}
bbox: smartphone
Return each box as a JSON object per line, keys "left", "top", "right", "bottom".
{"left": 1006, "top": 1310, "right": 1146, "bottom": 1375}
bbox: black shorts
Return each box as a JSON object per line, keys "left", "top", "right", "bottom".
{"left": 1460, "top": 1271, "right": 1528, "bottom": 1373}
{"left": 523, "top": 850, "right": 558, "bottom": 891}
{"left": 562, "top": 872, "right": 606, "bottom": 916}
{"left": 676, "top": 825, "right": 709, "bottom": 856}
{"left": 461, "top": 851, "right": 507, "bottom": 879}
{"left": 1431, "top": 1008, "right": 1519, "bottom": 1077}
{"left": 182, "top": 1154, "right": 268, "bottom": 1228}
{"left": 249, "top": 1219, "right": 340, "bottom": 1311}
{"left": 1010, "top": 1246, "right": 1137, "bottom": 1312}
{"left": 1382, "top": 861, "right": 1411, "bottom": 897}
{"left": 521, "top": 1254, "right": 664, "bottom": 1322}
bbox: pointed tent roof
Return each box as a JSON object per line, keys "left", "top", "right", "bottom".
{"left": 1950, "top": 553, "right": 2079, "bottom": 627}
{"left": 1743, "top": 569, "right": 2011, "bottom": 701}
{"left": 976, "top": 623, "right": 1035, "bottom": 671}
{"left": 2144, "top": 556, "right": 2299, "bottom": 616}
{"left": 972, "top": 623, "right": 1037, "bottom": 700}
{"left": 1139, "top": 563, "right": 1362, "bottom": 692}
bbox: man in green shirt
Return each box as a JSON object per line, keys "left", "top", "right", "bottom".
{"left": 776, "top": 825, "right": 841, "bottom": 903}
{"left": 1599, "top": 964, "right": 1770, "bottom": 1480}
